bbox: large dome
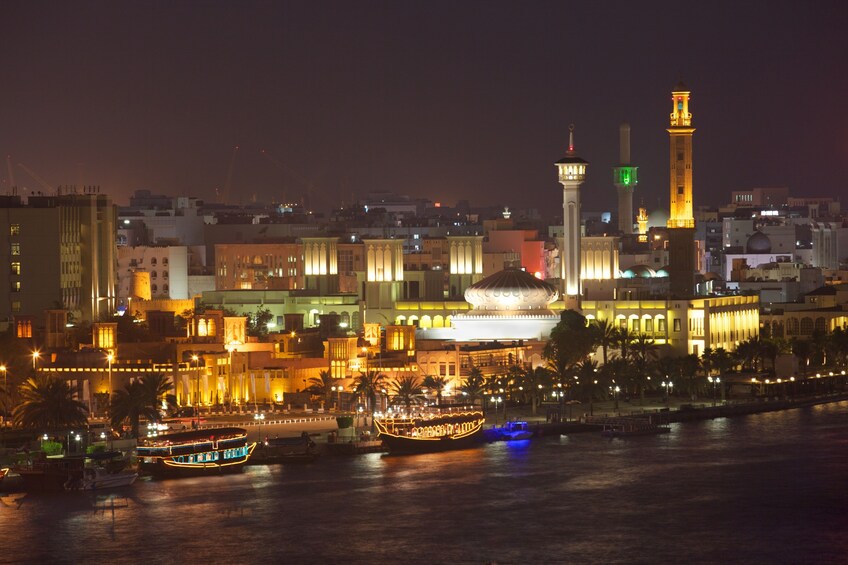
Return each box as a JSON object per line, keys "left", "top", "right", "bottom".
{"left": 464, "top": 268, "right": 559, "bottom": 312}
{"left": 746, "top": 231, "right": 772, "bottom": 254}
{"left": 622, "top": 264, "right": 657, "bottom": 278}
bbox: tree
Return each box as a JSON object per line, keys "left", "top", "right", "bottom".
{"left": 590, "top": 318, "right": 617, "bottom": 365}
{"left": 353, "top": 370, "right": 387, "bottom": 426}
{"left": 110, "top": 374, "right": 168, "bottom": 438}
{"left": 306, "top": 370, "right": 335, "bottom": 407}
{"left": 13, "top": 375, "right": 88, "bottom": 436}
{"left": 545, "top": 310, "right": 595, "bottom": 381}
{"left": 247, "top": 306, "right": 274, "bottom": 338}
{"left": 791, "top": 338, "right": 812, "bottom": 376}
{"left": 574, "top": 358, "right": 601, "bottom": 416}
{"left": 516, "top": 366, "right": 552, "bottom": 415}
{"left": 422, "top": 375, "right": 448, "bottom": 405}
{"left": 460, "top": 366, "right": 485, "bottom": 405}
{"left": 630, "top": 334, "right": 659, "bottom": 403}
{"left": 390, "top": 375, "right": 423, "bottom": 413}
{"left": 613, "top": 327, "right": 636, "bottom": 362}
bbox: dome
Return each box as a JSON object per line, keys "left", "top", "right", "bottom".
{"left": 655, "top": 266, "right": 670, "bottom": 278}
{"left": 746, "top": 231, "right": 772, "bottom": 254}
{"left": 647, "top": 209, "right": 669, "bottom": 229}
{"left": 622, "top": 265, "right": 656, "bottom": 279}
{"left": 464, "top": 268, "right": 559, "bottom": 312}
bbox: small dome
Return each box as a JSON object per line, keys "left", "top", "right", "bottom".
{"left": 746, "top": 231, "right": 772, "bottom": 254}
{"left": 622, "top": 265, "right": 656, "bottom": 279}
{"left": 655, "top": 266, "right": 670, "bottom": 277}
{"left": 465, "top": 268, "right": 558, "bottom": 311}
{"left": 647, "top": 209, "right": 669, "bottom": 229}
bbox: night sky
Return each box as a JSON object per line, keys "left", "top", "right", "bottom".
{"left": 1, "top": 1, "right": 846, "bottom": 215}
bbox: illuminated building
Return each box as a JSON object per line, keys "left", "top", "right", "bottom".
{"left": 555, "top": 125, "right": 588, "bottom": 309}
{"left": 666, "top": 82, "right": 697, "bottom": 298}
{"left": 613, "top": 123, "right": 638, "bottom": 234}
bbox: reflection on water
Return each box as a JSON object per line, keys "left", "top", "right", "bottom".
{"left": 2, "top": 402, "right": 847, "bottom": 564}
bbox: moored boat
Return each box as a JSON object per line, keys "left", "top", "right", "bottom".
{"left": 81, "top": 466, "right": 138, "bottom": 490}
{"left": 252, "top": 432, "right": 319, "bottom": 464}
{"left": 374, "top": 407, "right": 485, "bottom": 454}
{"left": 14, "top": 455, "right": 86, "bottom": 492}
{"left": 601, "top": 419, "right": 670, "bottom": 438}
{"left": 485, "top": 420, "right": 535, "bottom": 442}
{"left": 137, "top": 427, "right": 256, "bottom": 477}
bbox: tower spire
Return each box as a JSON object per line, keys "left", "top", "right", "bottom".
{"left": 555, "top": 124, "right": 589, "bottom": 311}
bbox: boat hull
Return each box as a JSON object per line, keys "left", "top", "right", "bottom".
{"left": 379, "top": 428, "right": 483, "bottom": 454}
{"left": 82, "top": 471, "right": 138, "bottom": 490}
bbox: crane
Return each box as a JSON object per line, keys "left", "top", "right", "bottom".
{"left": 259, "top": 148, "right": 326, "bottom": 209}
{"left": 17, "top": 162, "right": 52, "bottom": 192}
{"left": 6, "top": 155, "right": 15, "bottom": 193}
{"left": 219, "top": 145, "right": 240, "bottom": 205}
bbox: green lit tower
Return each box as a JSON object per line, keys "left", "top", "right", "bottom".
{"left": 613, "top": 123, "right": 637, "bottom": 234}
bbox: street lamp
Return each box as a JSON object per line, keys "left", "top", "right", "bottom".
{"left": 491, "top": 396, "right": 503, "bottom": 425}
{"left": 381, "top": 388, "right": 387, "bottom": 413}
{"left": 662, "top": 380, "right": 673, "bottom": 407}
{"left": 106, "top": 353, "right": 114, "bottom": 413}
{"left": 613, "top": 386, "right": 620, "bottom": 414}
{"left": 707, "top": 377, "right": 721, "bottom": 406}
{"left": 254, "top": 412, "right": 265, "bottom": 444}
{"left": 32, "top": 350, "right": 40, "bottom": 373}
{"left": 191, "top": 355, "right": 200, "bottom": 410}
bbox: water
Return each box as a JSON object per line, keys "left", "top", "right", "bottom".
{"left": 2, "top": 402, "right": 847, "bottom": 564}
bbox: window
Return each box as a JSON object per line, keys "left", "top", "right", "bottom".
{"left": 10, "top": 281, "right": 20, "bottom": 292}
{"left": 11, "top": 243, "right": 20, "bottom": 256}
{"left": 658, "top": 318, "right": 667, "bottom": 332}
{"left": 10, "top": 224, "right": 20, "bottom": 236}
{"left": 645, "top": 319, "right": 653, "bottom": 333}
{"left": 11, "top": 262, "right": 20, "bottom": 275}
{"left": 673, "top": 319, "right": 681, "bottom": 332}
{"left": 11, "top": 301, "right": 21, "bottom": 313}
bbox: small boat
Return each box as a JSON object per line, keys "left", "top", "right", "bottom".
{"left": 601, "top": 419, "right": 671, "bottom": 438}
{"left": 486, "top": 421, "right": 535, "bottom": 442}
{"left": 374, "top": 406, "right": 485, "bottom": 454}
{"left": 14, "top": 455, "right": 86, "bottom": 492}
{"left": 81, "top": 467, "right": 138, "bottom": 490}
{"left": 252, "top": 433, "right": 319, "bottom": 464}
{"left": 0, "top": 467, "right": 8, "bottom": 486}
{"left": 137, "top": 427, "right": 256, "bottom": 477}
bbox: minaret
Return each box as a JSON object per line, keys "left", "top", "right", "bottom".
{"left": 555, "top": 125, "right": 588, "bottom": 310}
{"left": 666, "top": 82, "right": 697, "bottom": 297}
{"left": 667, "top": 83, "right": 695, "bottom": 229}
{"left": 613, "top": 123, "right": 638, "bottom": 234}
{"left": 637, "top": 206, "right": 648, "bottom": 242}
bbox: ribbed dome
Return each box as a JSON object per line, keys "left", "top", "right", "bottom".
{"left": 622, "top": 265, "right": 656, "bottom": 279}
{"left": 746, "top": 231, "right": 772, "bottom": 254}
{"left": 464, "top": 268, "right": 559, "bottom": 312}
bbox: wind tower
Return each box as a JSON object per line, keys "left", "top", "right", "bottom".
{"left": 666, "top": 82, "right": 697, "bottom": 297}
{"left": 613, "top": 123, "right": 637, "bottom": 234}
{"left": 555, "top": 124, "right": 588, "bottom": 311}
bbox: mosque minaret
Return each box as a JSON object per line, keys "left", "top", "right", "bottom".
{"left": 555, "top": 125, "right": 588, "bottom": 310}
{"left": 613, "top": 123, "right": 637, "bottom": 234}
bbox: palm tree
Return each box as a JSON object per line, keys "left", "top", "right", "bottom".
{"left": 13, "top": 375, "right": 88, "bottom": 436}
{"left": 353, "top": 370, "right": 387, "bottom": 426}
{"left": 421, "top": 375, "right": 448, "bottom": 405}
{"left": 791, "top": 338, "right": 812, "bottom": 376}
{"left": 390, "top": 375, "right": 423, "bottom": 413}
{"left": 110, "top": 375, "right": 166, "bottom": 438}
{"left": 460, "top": 366, "right": 485, "bottom": 406}
{"left": 516, "top": 366, "right": 552, "bottom": 415}
{"left": 614, "top": 327, "right": 636, "bottom": 362}
{"left": 630, "top": 334, "right": 659, "bottom": 404}
{"left": 591, "top": 318, "right": 617, "bottom": 365}
{"left": 307, "top": 370, "right": 335, "bottom": 408}
{"left": 574, "top": 358, "right": 600, "bottom": 416}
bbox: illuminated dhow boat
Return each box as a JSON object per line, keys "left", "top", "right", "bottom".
{"left": 137, "top": 427, "right": 256, "bottom": 476}
{"left": 374, "top": 409, "right": 485, "bottom": 454}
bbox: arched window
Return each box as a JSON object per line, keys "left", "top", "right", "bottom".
{"left": 787, "top": 318, "right": 799, "bottom": 336}
{"left": 815, "top": 317, "right": 827, "bottom": 333}
{"left": 419, "top": 315, "right": 432, "bottom": 329}
{"left": 800, "top": 317, "right": 814, "bottom": 336}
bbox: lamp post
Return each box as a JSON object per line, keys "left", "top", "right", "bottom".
{"left": 613, "top": 386, "right": 620, "bottom": 414}
{"left": 0, "top": 365, "right": 6, "bottom": 447}
{"left": 254, "top": 412, "right": 265, "bottom": 444}
{"left": 106, "top": 353, "right": 114, "bottom": 414}
{"left": 191, "top": 355, "right": 200, "bottom": 412}
{"left": 381, "top": 388, "right": 387, "bottom": 414}
{"left": 662, "top": 380, "right": 673, "bottom": 407}
{"left": 708, "top": 376, "right": 721, "bottom": 406}
{"left": 32, "top": 350, "right": 40, "bottom": 373}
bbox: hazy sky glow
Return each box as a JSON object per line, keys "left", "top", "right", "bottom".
{"left": 1, "top": 1, "right": 846, "bottom": 214}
